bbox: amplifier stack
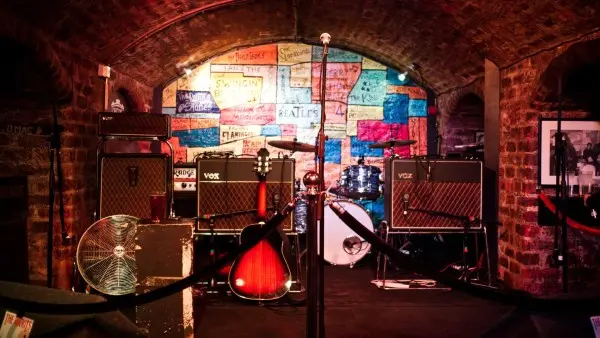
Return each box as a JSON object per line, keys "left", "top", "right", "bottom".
{"left": 96, "top": 112, "right": 174, "bottom": 220}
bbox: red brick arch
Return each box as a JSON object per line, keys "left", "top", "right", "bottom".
{"left": 0, "top": 11, "right": 72, "bottom": 102}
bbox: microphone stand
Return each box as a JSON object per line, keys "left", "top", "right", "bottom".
{"left": 553, "top": 75, "right": 568, "bottom": 292}
{"left": 47, "top": 97, "right": 70, "bottom": 288}
{"left": 306, "top": 32, "right": 330, "bottom": 338}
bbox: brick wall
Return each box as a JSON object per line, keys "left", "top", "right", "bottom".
{"left": 437, "top": 81, "right": 484, "bottom": 155}
{"left": 0, "top": 26, "right": 152, "bottom": 287}
{"left": 439, "top": 35, "right": 600, "bottom": 296}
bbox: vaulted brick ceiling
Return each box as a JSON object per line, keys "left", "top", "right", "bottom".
{"left": 3, "top": 0, "right": 600, "bottom": 93}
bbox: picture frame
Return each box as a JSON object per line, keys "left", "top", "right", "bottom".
{"left": 474, "top": 131, "right": 484, "bottom": 144}
{"left": 538, "top": 117, "right": 600, "bottom": 186}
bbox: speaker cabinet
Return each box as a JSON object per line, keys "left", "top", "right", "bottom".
{"left": 196, "top": 157, "right": 295, "bottom": 233}
{"left": 135, "top": 220, "right": 194, "bottom": 337}
{"left": 385, "top": 159, "right": 482, "bottom": 232}
{"left": 98, "top": 154, "right": 169, "bottom": 219}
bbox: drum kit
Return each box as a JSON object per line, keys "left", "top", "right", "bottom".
{"left": 268, "top": 138, "right": 416, "bottom": 267}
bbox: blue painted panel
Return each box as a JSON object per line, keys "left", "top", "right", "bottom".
{"left": 172, "top": 127, "right": 220, "bottom": 147}
{"left": 312, "top": 46, "right": 362, "bottom": 62}
{"left": 261, "top": 125, "right": 282, "bottom": 136}
{"left": 176, "top": 90, "right": 220, "bottom": 114}
{"left": 325, "top": 139, "right": 342, "bottom": 164}
{"left": 350, "top": 137, "right": 383, "bottom": 157}
{"left": 348, "top": 70, "right": 387, "bottom": 106}
{"left": 383, "top": 94, "right": 409, "bottom": 123}
{"left": 408, "top": 99, "right": 427, "bottom": 117}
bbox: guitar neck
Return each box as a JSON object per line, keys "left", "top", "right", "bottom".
{"left": 256, "top": 176, "right": 268, "bottom": 221}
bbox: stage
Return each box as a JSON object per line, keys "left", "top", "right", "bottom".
{"left": 190, "top": 265, "right": 512, "bottom": 338}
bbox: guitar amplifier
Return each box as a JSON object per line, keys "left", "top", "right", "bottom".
{"left": 98, "top": 112, "right": 171, "bottom": 139}
{"left": 174, "top": 162, "right": 196, "bottom": 192}
{"left": 384, "top": 159, "right": 482, "bottom": 232}
{"left": 98, "top": 153, "right": 170, "bottom": 219}
{"left": 196, "top": 157, "right": 295, "bottom": 233}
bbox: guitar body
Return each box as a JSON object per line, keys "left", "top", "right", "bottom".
{"left": 227, "top": 148, "right": 291, "bottom": 301}
{"left": 228, "top": 223, "right": 291, "bottom": 300}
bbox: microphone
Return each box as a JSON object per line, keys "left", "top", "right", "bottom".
{"left": 320, "top": 33, "right": 331, "bottom": 45}
{"left": 403, "top": 193, "right": 409, "bottom": 215}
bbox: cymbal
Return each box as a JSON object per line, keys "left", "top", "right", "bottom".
{"left": 268, "top": 140, "right": 316, "bottom": 152}
{"left": 368, "top": 139, "right": 417, "bottom": 149}
{"left": 454, "top": 143, "right": 483, "bottom": 150}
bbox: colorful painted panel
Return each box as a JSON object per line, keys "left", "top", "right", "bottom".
{"left": 162, "top": 43, "right": 429, "bottom": 187}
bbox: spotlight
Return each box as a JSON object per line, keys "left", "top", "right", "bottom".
{"left": 398, "top": 71, "right": 408, "bottom": 82}
{"left": 184, "top": 68, "right": 192, "bottom": 75}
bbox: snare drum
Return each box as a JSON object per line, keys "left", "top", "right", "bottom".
{"left": 320, "top": 200, "right": 373, "bottom": 266}
{"left": 339, "top": 165, "right": 382, "bottom": 200}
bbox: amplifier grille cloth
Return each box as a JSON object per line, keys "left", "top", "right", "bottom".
{"left": 99, "top": 157, "right": 167, "bottom": 219}
{"left": 391, "top": 181, "right": 482, "bottom": 230}
{"left": 197, "top": 183, "right": 293, "bottom": 232}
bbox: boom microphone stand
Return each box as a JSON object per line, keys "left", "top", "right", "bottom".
{"left": 306, "top": 32, "right": 331, "bottom": 338}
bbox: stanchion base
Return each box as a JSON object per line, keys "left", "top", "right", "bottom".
{"left": 370, "top": 279, "right": 451, "bottom": 291}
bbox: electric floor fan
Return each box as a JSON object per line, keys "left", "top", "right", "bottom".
{"left": 75, "top": 215, "right": 139, "bottom": 296}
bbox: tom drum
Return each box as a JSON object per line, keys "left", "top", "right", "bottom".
{"left": 321, "top": 200, "right": 373, "bottom": 266}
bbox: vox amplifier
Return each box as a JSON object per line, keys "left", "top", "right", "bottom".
{"left": 98, "top": 112, "right": 171, "bottom": 139}
{"left": 196, "top": 157, "right": 295, "bottom": 233}
{"left": 384, "top": 159, "right": 483, "bottom": 232}
{"left": 98, "top": 154, "right": 170, "bottom": 219}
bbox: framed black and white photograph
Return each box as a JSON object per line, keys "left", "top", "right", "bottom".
{"left": 475, "top": 131, "right": 484, "bottom": 144}
{"left": 538, "top": 118, "right": 600, "bottom": 186}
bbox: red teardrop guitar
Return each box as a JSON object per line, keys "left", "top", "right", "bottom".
{"left": 228, "top": 148, "right": 292, "bottom": 301}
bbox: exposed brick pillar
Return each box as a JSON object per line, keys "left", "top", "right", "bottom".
{"left": 484, "top": 59, "right": 500, "bottom": 283}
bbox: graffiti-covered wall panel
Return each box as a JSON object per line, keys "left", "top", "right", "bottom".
{"left": 162, "top": 43, "right": 429, "bottom": 187}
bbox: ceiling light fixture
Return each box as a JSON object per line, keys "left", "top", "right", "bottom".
{"left": 398, "top": 71, "right": 408, "bottom": 82}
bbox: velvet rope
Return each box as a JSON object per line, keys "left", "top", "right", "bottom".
{"left": 538, "top": 191, "right": 600, "bottom": 236}
{"left": 0, "top": 203, "right": 295, "bottom": 315}
{"left": 328, "top": 201, "right": 600, "bottom": 313}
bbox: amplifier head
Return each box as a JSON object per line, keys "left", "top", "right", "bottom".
{"left": 385, "top": 159, "right": 483, "bottom": 232}
{"left": 196, "top": 157, "right": 295, "bottom": 233}
{"left": 98, "top": 112, "right": 171, "bottom": 139}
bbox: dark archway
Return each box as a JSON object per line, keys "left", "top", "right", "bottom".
{"left": 536, "top": 39, "right": 600, "bottom": 113}
{"left": 445, "top": 93, "right": 485, "bottom": 153}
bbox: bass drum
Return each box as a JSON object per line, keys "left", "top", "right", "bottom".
{"left": 321, "top": 200, "right": 373, "bottom": 266}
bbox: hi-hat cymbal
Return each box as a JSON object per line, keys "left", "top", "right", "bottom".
{"left": 454, "top": 143, "right": 483, "bottom": 150}
{"left": 368, "top": 139, "right": 417, "bottom": 149}
{"left": 268, "top": 140, "right": 316, "bottom": 152}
